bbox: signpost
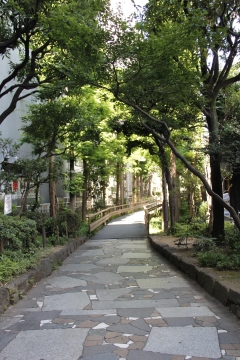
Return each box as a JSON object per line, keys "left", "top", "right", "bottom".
{"left": 4, "top": 194, "right": 12, "bottom": 215}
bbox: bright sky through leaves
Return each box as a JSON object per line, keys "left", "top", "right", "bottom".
{"left": 111, "top": 0, "right": 147, "bottom": 17}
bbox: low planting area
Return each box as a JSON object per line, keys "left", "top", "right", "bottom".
{"left": 150, "top": 216, "right": 240, "bottom": 272}
{"left": 0, "top": 207, "right": 89, "bottom": 285}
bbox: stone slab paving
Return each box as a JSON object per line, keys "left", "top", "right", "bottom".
{"left": 0, "top": 211, "right": 240, "bottom": 360}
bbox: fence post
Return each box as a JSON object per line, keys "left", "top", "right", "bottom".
{"left": 42, "top": 227, "right": 46, "bottom": 248}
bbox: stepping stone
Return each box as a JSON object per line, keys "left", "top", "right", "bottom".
{"left": 136, "top": 277, "right": 190, "bottom": 289}
{"left": 117, "top": 266, "right": 153, "bottom": 273}
{"left": 92, "top": 299, "right": 179, "bottom": 310}
{"left": 0, "top": 328, "right": 89, "bottom": 360}
{"left": 60, "top": 264, "right": 97, "bottom": 271}
{"left": 121, "top": 252, "right": 152, "bottom": 258}
{"left": 96, "top": 288, "right": 131, "bottom": 301}
{"left": 96, "top": 258, "right": 130, "bottom": 265}
{"left": 47, "top": 276, "right": 87, "bottom": 288}
{"left": 43, "top": 292, "right": 89, "bottom": 311}
{"left": 156, "top": 306, "right": 215, "bottom": 318}
{"left": 144, "top": 327, "right": 221, "bottom": 358}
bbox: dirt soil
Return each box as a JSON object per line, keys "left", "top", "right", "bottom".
{"left": 151, "top": 233, "right": 240, "bottom": 290}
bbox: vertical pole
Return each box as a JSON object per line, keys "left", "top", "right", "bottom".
{"left": 42, "top": 227, "right": 46, "bottom": 248}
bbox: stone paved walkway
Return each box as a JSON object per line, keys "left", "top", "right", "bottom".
{"left": 0, "top": 211, "right": 240, "bottom": 360}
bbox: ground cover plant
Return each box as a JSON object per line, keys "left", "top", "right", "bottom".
{"left": 150, "top": 213, "right": 240, "bottom": 271}
{"left": 0, "top": 206, "right": 89, "bottom": 285}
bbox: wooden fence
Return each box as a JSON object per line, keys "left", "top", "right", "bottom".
{"left": 87, "top": 199, "right": 156, "bottom": 234}
{"left": 144, "top": 202, "right": 162, "bottom": 235}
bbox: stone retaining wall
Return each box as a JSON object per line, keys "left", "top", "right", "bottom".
{"left": 0, "top": 236, "right": 88, "bottom": 314}
{"left": 149, "top": 236, "right": 240, "bottom": 320}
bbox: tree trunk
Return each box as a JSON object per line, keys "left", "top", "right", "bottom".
{"left": 170, "top": 149, "right": 179, "bottom": 224}
{"left": 49, "top": 155, "right": 57, "bottom": 218}
{"left": 69, "top": 153, "right": 76, "bottom": 213}
{"left": 136, "top": 175, "right": 140, "bottom": 202}
{"left": 206, "top": 108, "right": 224, "bottom": 240}
{"left": 116, "top": 162, "right": 120, "bottom": 206}
{"left": 229, "top": 169, "right": 240, "bottom": 215}
{"left": 132, "top": 173, "right": 136, "bottom": 203}
{"left": 19, "top": 181, "right": 30, "bottom": 216}
{"left": 120, "top": 169, "right": 124, "bottom": 208}
{"left": 82, "top": 158, "right": 88, "bottom": 222}
{"left": 162, "top": 170, "right": 168, "bottom": 231}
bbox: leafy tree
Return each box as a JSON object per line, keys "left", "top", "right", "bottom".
{"left": 94, "top": 2, "right": 240, "bottom": 237}
{"left": 0, "top": 0, "right": 110, "bottom": 124}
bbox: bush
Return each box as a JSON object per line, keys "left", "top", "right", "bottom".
{"left": 57, "top": 208, "right": 81, "bottom": 237}
{"left": 197, "top": 250, "right": 228, "bottom": 267}
{"left": 0, "top": 215, "right": 38, "bottom": 251}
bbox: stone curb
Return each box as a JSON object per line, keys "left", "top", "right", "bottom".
{"left": 0, "top": 236, "right": 88, "bottom": 314}
{"left": 149, "top": 236, "right": 240, "bottom": 319}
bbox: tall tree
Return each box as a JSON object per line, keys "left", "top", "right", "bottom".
{"left": 0, "top": 0, "right": 110, "bottom": 124}
{"left": 94, "top": 2, "right": 240, "bottom": 236}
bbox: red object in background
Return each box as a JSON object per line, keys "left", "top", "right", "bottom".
{"left": 12, "top": 181, "right": 18, "bottom": 191}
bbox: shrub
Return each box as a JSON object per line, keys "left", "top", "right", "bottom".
{"left": 57, "top": 208, "right": 81, "bottom": 237}
{"left": 0, "top": 215, "right": 37, "bottom": 251}
{"left": 197, "top": 250, "right": 228, "bottom": 267}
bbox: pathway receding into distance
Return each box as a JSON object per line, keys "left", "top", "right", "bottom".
{"left": 0, "top": 211, "right": 239, "bottom": 360}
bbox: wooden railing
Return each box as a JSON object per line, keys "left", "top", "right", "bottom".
{"left": 144, "top": 202, "right": 162, "bottom": 235}
{"left": 87, "top": 199, "right": 156, "bottom": 234}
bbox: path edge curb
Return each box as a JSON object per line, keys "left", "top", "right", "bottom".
{"left": 149, "top": 236, "right": 240, "bottom": 320}
{"left": 0, "top": 236, "right": 88, "bottom": 314}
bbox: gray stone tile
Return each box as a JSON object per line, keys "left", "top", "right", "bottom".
{"left": 127, "top": 350, "right": 172, "bottom": 360}
{"left": 87, "top": 272, "right": 124, "bottom": 285}
{"left": 0, "top": 331, "right": 16, "bottom": 352}
{"left": 137, "top": 277, "right": 190, "bottom": 289}
{"left": 43, "top": 292, "right": 90, "bottom": 311}
{"left": 165, "top": 317, "right": 198, "bottom": 327}
{"left": 218, "top": 331, "right": 240, "bottom": 344}
{"left": 144, "top": 327, "right": 221, "bottom": 358}
{"left": 82, "top": 345, "right": 117, "bottom": 357}
{"left": 0, "top": 328, "right": 88, "bottom": 360}
{"left": 96, "top": 288, "right": 131, "bottom": 301}
{"left": 131, "top": 318, "right": 151, "bottom": 331}
{"left": 60, "top": 309, "right": 117, "bottom": 316}
{"left": 96, "top": 258, "right": 130, "bottom": 265}
{"left": 121, "top": 252, "right": 152, "bottom": 258}
{"left": 107, "top": 323, "right": 149, "bottom": 335}
{"left": 60, "top": 264, "right": 98, "bottom": 271}
{"left": 156, "top": 306, "right": 215, "bottom": 318}
{"left": 117, "top": 266, "right": 153, "bottom": 273}
{"left": 118, "top": 308, "right": 155, "bottom": 318}
{"left": 47, "top": 276, "right": 87, "bottom": 288}
{"left": 83, "top": 354, "right": 118, "bottom": 360}
{"left": 92, "top": 299, "right": 179, "bottom": 310}
{"left": 80, "top": 249, "right": 105, "bottom": 256}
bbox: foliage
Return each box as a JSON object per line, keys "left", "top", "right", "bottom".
{"left": 0, "top": 215, "right": 37, "bottom": 250}
{"left": 0, "top": 0, "right": 110, "bottom": 124}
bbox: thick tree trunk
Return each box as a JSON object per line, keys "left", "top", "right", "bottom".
{"left": 229, "top": 169, "right": 240, "bottom": 215}
{"left": 82, "top": 159, "right": 88, "bottom": 222}
{"left": 49, "top": 155, "right": 57, "bottom": 218}
{"left": 69, "top": 153, "right": 76, "bottom": 213}
{"left": 206, "top": 107, "right": 224, "bottom": 240}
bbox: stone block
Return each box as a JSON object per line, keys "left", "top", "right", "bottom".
{"left": 214, "top": 280, "right": 229, "bottom": 305}
{"left": 228, "top": 287, "right": 240, "bottom": 306}
{"left": 0, "top": 288, "right": 10, "bottom": 313}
